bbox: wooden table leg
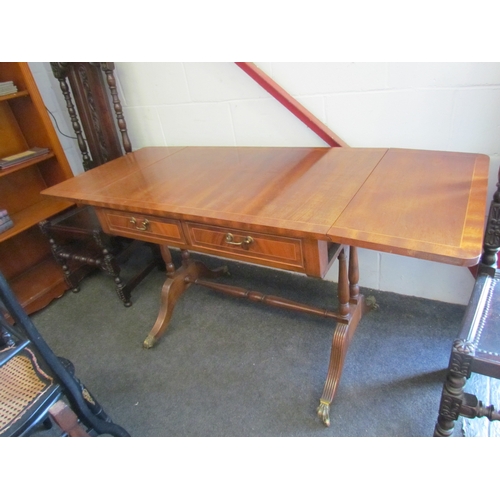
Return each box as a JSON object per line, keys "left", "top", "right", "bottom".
{"left": 143, "top": 248, "right": 229, "bottom": 348}
{"left": 317, "top": 246, "right": 371, "bottom": 426}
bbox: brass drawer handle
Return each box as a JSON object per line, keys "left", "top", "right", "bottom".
{"left": 130, "top": 217, "right": 150, "bottom": 231}
{"left": 225, "top": 233, "right": 254, "bottom": 247}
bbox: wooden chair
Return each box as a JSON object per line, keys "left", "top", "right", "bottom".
{"left": 0, "top": 270, "right": 129, "bottom": 436}
{"left": 433, "top": 167, "right": 500, "bottom": 436}
{"left": 39, "top": 63, "right": 161, "bottom": 306}
{"left": 39, "top": 206, "right": 162, "bottom": 307}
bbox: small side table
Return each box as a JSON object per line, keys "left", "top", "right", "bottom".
{"left": 39, "top": 206, "right": 162, "bottom": 307}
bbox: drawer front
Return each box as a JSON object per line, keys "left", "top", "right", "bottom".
{"left": 184, "top": 222, "right": 304, "bottom": 271}
{"left": 98, "top": 209, "right": 186, "bottom": 245}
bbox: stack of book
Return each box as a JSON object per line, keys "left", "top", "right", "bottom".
{"left": 0, "top": 209, "right": 13, "bottom": 234}
{"left": 0, "top": 147, "right": 50, "bottom": 170}
{"left": 0, "top": 81, "right": 18, "bottom": 96}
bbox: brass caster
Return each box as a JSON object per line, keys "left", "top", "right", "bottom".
{"left": 317, "top": 401, "right": 331, "bottom": 427}
{"left": 143, "top": 335, "right": 156, "bottom": 349}
{"left": 366, "top": 295, "right": 379, "bottom": 311}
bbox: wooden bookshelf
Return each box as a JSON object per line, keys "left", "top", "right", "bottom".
{"left": 0, "top": 151, "right": 55, "bottom": 178}
{"left": 0, "top": 90, "right": 29, "bottom": 102}
{"left": 0, "top": 62, "right": 74, "bottom": 314}
{"left": 0, "top": 198, "right": 74, "bottom": 243}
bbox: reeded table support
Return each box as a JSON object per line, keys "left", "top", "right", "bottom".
{"left": 317, "top": 247, "right": 373, "bottom": 426}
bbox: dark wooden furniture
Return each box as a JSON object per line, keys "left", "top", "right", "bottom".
{"left": 42, "top": 63, "right": 160, "bottom": 305}
{"left": 0, "top": 270, "right": 129, "bottom": 436}
{"left": 39, "top": 205, "right": 162, "bottom": 306}
{"left": 42, "top": 146, "right": 489, "bottom": 426}
{"left": 434, "top": 167, "right": 500, "bottom": 437}
{"left": 0, "top": 62, "right": 75, "bottom": 315}
{"left": 50, "top": 62, "right": 131, "bottom": 171}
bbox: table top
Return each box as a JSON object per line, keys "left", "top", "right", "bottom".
{"left": 42, "top": 146, "right": 489, "bottom": 267}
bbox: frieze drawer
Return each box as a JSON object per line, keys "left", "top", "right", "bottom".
{"left": 97, "top": 209, "right": 186, "bottom": 245}
{"left": 184, "top": 222, "right": 305, "bottom": 272}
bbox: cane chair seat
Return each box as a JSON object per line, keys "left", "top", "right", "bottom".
{"left": 0, "top": 270, "right": 129, "bottom": 437}
{"left": 0, "top": 346, "right": 60, "bottom": 436}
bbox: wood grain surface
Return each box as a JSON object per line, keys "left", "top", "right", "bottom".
{"left": 42, "top": 146, "right": 489, "bottom": 266}
{"left": 328, "top": 149, "right": 489, "bottom": 265}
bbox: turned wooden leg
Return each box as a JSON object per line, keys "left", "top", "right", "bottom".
{"left": 317, "top": 246, "right": 367, "bottom": 426}
{"left": 337, "top": 248, "right": 350, "bottom": 317}
{"left": 433, "top": 339, "right": 472, "bottom": 437}
{"left": 160, "top": 245, "right": 176, "bottom": 277}
{"left": 143, "top": 250, "right": 229, "bottom": 348}
{"left": 349, "top": 246, "right": 360, "bottom": 303}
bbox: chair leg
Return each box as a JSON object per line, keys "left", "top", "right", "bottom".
{"left": 434, "top": 339, "right": 474, "bottom": 437}
{"left": 48, "top": 401, "right": 90, "bottom": 437}
{"left": 434, "top": 376, "right": 466, "bottom": 437}
{"left": 460, "top": 393, "right": 500, "bottom": 422}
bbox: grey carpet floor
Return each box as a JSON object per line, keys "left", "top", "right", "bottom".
{"left": 31, "top": 250, "right": 470, "bottom": 437}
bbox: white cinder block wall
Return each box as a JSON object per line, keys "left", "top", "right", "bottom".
{"left": 29, "top": 62, "right": 500, "bottom": 306}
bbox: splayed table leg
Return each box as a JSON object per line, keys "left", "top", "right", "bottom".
{"left": 143, "top": 248, "right": 229, "bottom": 348}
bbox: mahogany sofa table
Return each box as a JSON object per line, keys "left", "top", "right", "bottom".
{"left": 42, "top": 146, "right": 489, "bottom": 426}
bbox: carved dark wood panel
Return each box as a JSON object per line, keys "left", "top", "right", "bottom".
{"left": 50, "top": 62, "right": 131, "bottom": 171}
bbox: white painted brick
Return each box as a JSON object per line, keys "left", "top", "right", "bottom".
{"left": 64, "top": 147, "right": 85, "bottom": 176}
{"left": 254, "top": 62, "right": 273, "bottom": 77}
{"left": 388, "top": 62, "right": 500, "bottom": 88}
{"left": 324, "top": 247, "right": 381, "bottom": 291}
{"left": 450, "top": 87, "right": 500, "bottom": 154}
{"left": 29, "top": 62, "right": 83, "bottom": 176}
{"left": 230, "top": 98, "right": 327, "bottom": 147}
{"left": 28, "top": 62, "right": 60, "bottom": 113}
{"left": 487, "top": 154, "right": 500, "bottom": 202}
{"left": 294, "top": 95, "right": 327, "bottom": 123}
{"left": 184, "top": 62, "right": 268, "bottom": 102}
{"left": 27, "top": 61, "right": 44, "bottom": 77}
{"left": 156, "top": 102, "right": 235, "bottom": 146}
{"left": 357, "top": 248, "right": 381, "bottom": 290}
{"left": 269, "top": 62, "right": 389, "bottom": 95}
{"left": 115, "top": 62, "right": 190, "bottom": 106}
{"left": 379, "top": 253, "right": 475, "bottom": 305}
{"left": 325, "top": 89, "right": 455, "bottom": 149}
{"left": 48, "top": 111, "right": 76, "bottom": 150}
{"left": 124, "top": 106, "right": 166, "bottom": 149}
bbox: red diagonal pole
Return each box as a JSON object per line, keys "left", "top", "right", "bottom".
{"left": 235, "top": 62, "right": 348, "bottom": 148}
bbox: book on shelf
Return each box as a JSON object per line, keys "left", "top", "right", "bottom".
{"left": 0, "top": 81, "right": 18, "bottom": 96}
{"left": 0, "top": 216, "right": 13, "bottom": 226}
{"left": 0, "top": 147, "right": 50, "bottom": 169}
{"left": 0, "top": 210, "right": 13, "bottom": 233}
{"left": 0, "top": 208, "right": 12, "bottom": 221}
{"left": 0, "top": 220, "right": 14, "bottom": 234}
